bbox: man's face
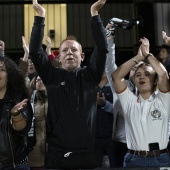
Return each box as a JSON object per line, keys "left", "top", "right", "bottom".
{"left": 59, "top": 40, "right": 84, "bottom": 71}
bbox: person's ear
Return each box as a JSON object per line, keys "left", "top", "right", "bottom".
{"left": 81, "top": 53, "right": 85, "bottom": 61}
{"left": 58, "top": 55, "right": 61, "bottom": 63}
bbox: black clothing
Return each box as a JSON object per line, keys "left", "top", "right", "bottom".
{"left": 95, "top": 85, "right": 113, "bottom": 138}
{"left": 0, "top": 93, "right": 33, "bottom": 168}
{"left": 94, "top": 137, "right": 114, "bottom": 168}
{"left": 112, "top": 141, "right": 128, "bottom": 167}
{"left": 95, "top": 85, "right": 114, "bottom": 168}
{"left": 29, "top": 14, "right": 108, "bottom": 169}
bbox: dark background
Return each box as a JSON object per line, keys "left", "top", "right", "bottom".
{"left": 0, "top": 0, "right": 169, "bottom": 67}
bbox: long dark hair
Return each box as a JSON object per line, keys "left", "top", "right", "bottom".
{"left": 1, "top": 56, "right": 29, "bottom": 99}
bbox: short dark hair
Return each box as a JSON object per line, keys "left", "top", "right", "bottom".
{"left": 160, "top": 44, "right": 170, "bottom": 54}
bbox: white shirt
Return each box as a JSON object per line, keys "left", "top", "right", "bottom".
{"left": 117, "top": 87, "right": 170, "bottom": 151}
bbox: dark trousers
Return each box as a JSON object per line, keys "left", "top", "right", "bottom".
{"left": 94, "top": 137, "right": 114, "bottom": 168}
{"left": 112, "top": 141, "right": 128, "bottom": 167}
{"left": 45, "top": 150, "right": 98, "bottom": 169}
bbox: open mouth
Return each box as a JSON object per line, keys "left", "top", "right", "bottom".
{"left": 139, "top": 81, "right": 145, "bottom": 84}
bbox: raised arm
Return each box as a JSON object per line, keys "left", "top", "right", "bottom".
{"left": 22, "top": 36, "right": 29, "bottom": 62}
{"left": 46, "top": 36, "right": 56, "bottom": 61}
{"left": 29, "top": 0, "right": 52, "bottom": 84}
{"left": 18, "top": 36, "right": 29, "bottom": 78}
{"left": 140, "top": 37, "right": 170, "bottom": 92}
{"left": 32, "top": 0, "right": 45, "bottom": 17}
{"left": 105, "top": 24, "right": 117, "bottom": 92}
{"left": 89, "top": 0, "right": 108, "bottom": 84}
{"left": 91, "top": 0, "right": 106, "bottom": 16}
{"left": 111, "top": 44, "right": 144, "bottom": 93}
{"left": 46, "top": 36, "right": 52, "bottom": 56}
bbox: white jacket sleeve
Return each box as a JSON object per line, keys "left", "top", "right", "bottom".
{"left": 105, "top": 37, "right": 119, "bottom": 113}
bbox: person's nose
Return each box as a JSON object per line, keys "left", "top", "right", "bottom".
{"left": 29, "top": 62, "right": 34, "bottom": 65}
{"left": 67, "top": 48, "right": 73, "bottom": 55}
{"left": 140, "top": 74, "right": 145, "bottom": 79}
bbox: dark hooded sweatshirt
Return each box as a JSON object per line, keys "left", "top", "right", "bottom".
{"left": 29, "top": 15, "right": 108, "bottom": 153}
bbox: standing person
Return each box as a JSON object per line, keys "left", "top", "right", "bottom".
{"left": 94, "top": 71, "right": 114, "bottom": 168}
{"left": 28, "top": 75, "right": 47, "bottom": 170}
{"left": 29, "top": 0, "right": 108, "bottom": 169}
{"left": 157, "top": 44, "right": 170, "bottom": 76}
{"left": 105, "top": 18, "right": 143, "bottom": 167}
{"left": 0, "top": 40, "right": 33, "bottom": 169}
{"left": 111, "top": 36, "right": 170, "bottom": 167}
{"left": 162, "top": 31, "right": 170, "bottom": 153}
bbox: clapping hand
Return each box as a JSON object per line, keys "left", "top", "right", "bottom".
{"left": 22, "top": 36, "right": 29, "bottom": 62}
{"left": 0, "top": 40, "right": 5, "bottom": 51}
{"left": 139, "top": 37, "right": 150, "bottom": 57}
{"left": 162, "top": 31, "right": 170, "bottom": 46}
{"left": 46, "top": 36, "right": 52, "bottom": 55}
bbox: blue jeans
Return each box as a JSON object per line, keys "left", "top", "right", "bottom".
{"left": 123, "top": 152, "right": 170, "bottom": 167}
{"left": 15, "top": 163, "right": 30, "bottom": 170}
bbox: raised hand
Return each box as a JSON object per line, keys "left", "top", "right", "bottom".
{"left": 97, "top": 92, "right": 106, "bottom": 106}
{"left": 0, "top": 40, "right": 5, "bottom": 51}
{"left": 139, "top": 37, "right": 150, "bottom": 57}
{"left": 11, "top": 99, "right": 28, "bottom": 116}
{"left": 32, "top": 0, "right": 46, "bottom": 17}
{"left": 22, "top": 36, "right": 29, "bottom": 62}
{"left": 91, "top": 0, "right": 107, "bottom": 16}
{"left": 46, "top": 36, "right": 52, "bottom": 55}
{"left": 162, "top": 31, "right": 170, "bottom": 46}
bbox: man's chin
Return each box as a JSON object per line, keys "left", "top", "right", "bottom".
{"left": 65, "top": 65, "right": 77, "bottom": 71}
{"left": 62, "top": 63, "right": 80, "bottom": 71}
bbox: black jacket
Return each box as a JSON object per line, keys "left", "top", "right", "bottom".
{"left": 95, "top": 85, "right": 113, "bottom": 138}
{"left": 0, "top": 93, "right": 33, "bottom": 166}
{"left": 29, "top": 15, "right": 108, "bottom": 153}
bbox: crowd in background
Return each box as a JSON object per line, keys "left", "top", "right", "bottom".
{"left": 0, "top": 0, "right": 170, "bottom": 169}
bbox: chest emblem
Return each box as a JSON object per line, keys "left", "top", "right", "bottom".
{"left": 151, "top": 109, "right": 161, "bottom": 120}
